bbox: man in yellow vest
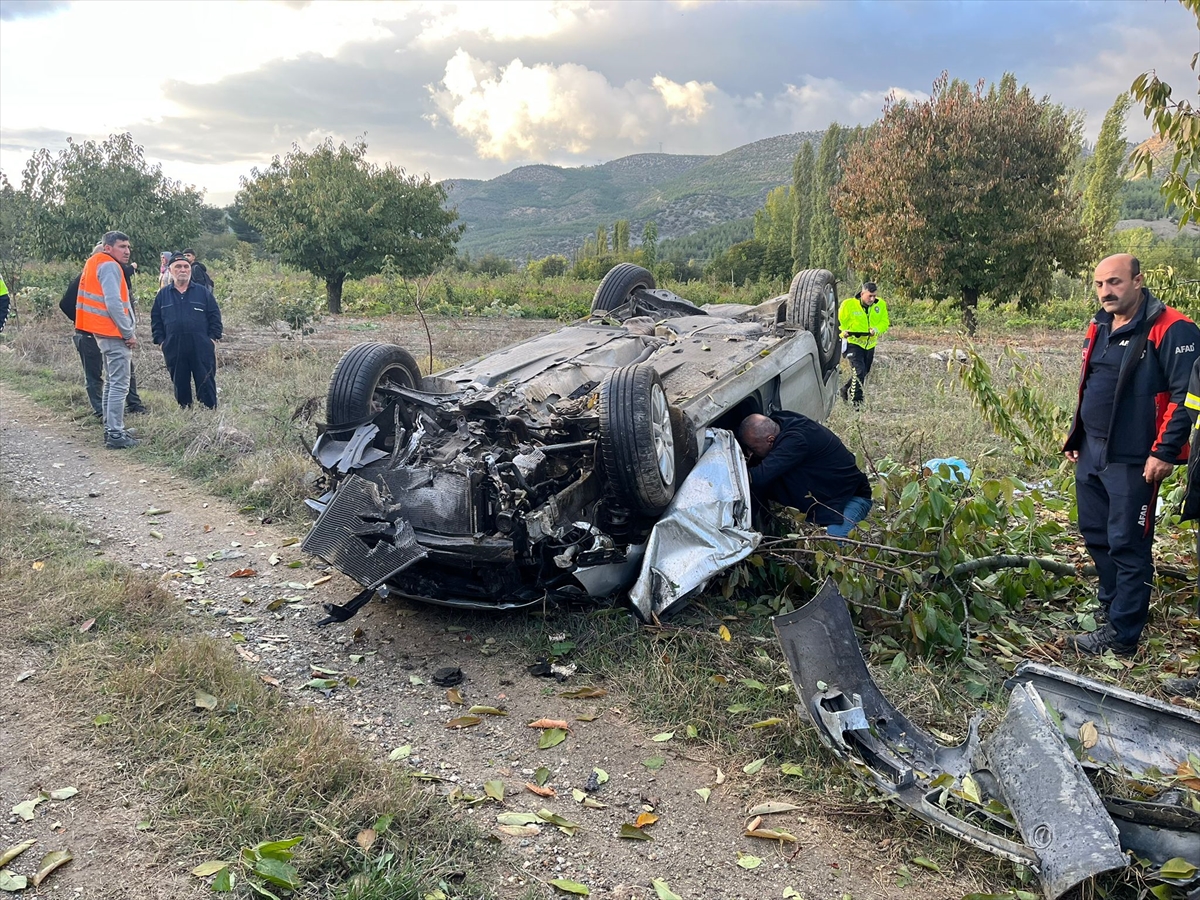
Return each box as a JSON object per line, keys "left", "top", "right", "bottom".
{"left": 75, "top": 231, "right": 139, "bottom": 449}
{"left": 838, "top": 281, "right": 889, "bottom": 407}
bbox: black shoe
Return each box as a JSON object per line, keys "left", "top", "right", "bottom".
{"left": 105, "top": 433, "right": 139, "bottom": 450}
{"left": 126, "top": 404, "right": 149, "bottom": 415}
{"left": 1069, "top": 625, "right": 1137, "bottom": 657}
{"left": 1163, "top": 676, "right": 1199, "bottom": 698}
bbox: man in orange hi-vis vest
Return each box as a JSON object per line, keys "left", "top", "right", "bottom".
{"left": 76, "top": 231, "right": 139, "bottom": 449}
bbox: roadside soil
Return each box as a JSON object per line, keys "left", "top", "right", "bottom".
{"left": 0, "top": 385, "right": 988, "bottom": 900}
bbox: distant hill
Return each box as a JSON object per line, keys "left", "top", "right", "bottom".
{"left": 443, "top": 132, "right": 822, "bottom": 260}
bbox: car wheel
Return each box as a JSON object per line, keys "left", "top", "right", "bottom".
{"left": 326, "top": 342, "right": 422, "bottom": 437}
{"left": 592, "top": 263, "right": 656, "bottom": 314}
{"left": 787, "top": 269, "right": 840, "bottom": 377}
{"left": 599, "top": 363, "right": 676, "bottom": 516}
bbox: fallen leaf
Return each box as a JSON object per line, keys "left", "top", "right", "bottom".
{"left": 1077, "top": 720, "right": 1099, "bottom": 750}
{"left": 686, "top": 724, "right": 699, "bottom": 739}
{"left": 735, "top": 851, "right": 762, "bottom": 869}
{"left": 575, "top": 712, "right": 600, "bottom": 722}
{"left": 718, "top": 625, "right": 732, "bottom": 641}
{"left": 79, "top": 618, "right": 96, "bottom": 633}
{"left": 269, "top": 554, "right": 281, "bottom": 566}
{"left": 745, "top": 826, "right": 798, "bottom": 842}
{"left": 33, "top": 849, "right": 73, "bottom": 887}
{"left": 93, "top": 713, "right": 113, "bottom": 726}
{"left": 1159, "top": 857, "right": 1198, "bottom": 880}
{"left": 783, "top": 889, "right": 802, "bottom": 898}
{"left": 194, "top": 689, "right": 218, "bottom": 710}
{"left": 593, "top": 768, "right": 609, "bottom": 785}
{"left": 959, "top": 773, "right": 982, "bottom": 805}
{"left": 618, "top": 823, "right": 653, "bottom": 841}
{"left": 0, "top": 871, "right": 28, "bottom": 891}
{"left": 525, "top": 783, "right": 556, "bottom": 797}
{"left": 538, "top": 727, "right": 568, "bottom": 749}
{"left": 47, "top": 787, "right": 77, "bottom": 801}
{"left": 281, "top": 537, "right": 300, "bottom": 547}
{"left": 527, "top": 718, "right": 570, "bottom": 730}
{"left": 260, "top": 675, "right": 281, "bottom": 688}
{"left": 497, "top": 824, "right": 540, "bottom": 837}
{"left": 643, "top": 756, "right": 666, "bottom": 770}
{"left": 446, "top": 688, "right": 464, "bottom": 705}
{"left": 742, "top": 758, "right": 766, "bottom": 775}
{"left": 715, "top": 767, "right": 726, "bottom": 785}
{"left": 229, "top": 568, "right": 257, "bottom": 578}
{"left": 355, "top": 828, "right": 376, "bottom": 851}
{"left": 549, "top": 878, "right": 590, "bottom": 896}
{"left": 304, "top": 678, "right": 337, "bottom": 690}
{"left": 0, "top": 839, "right": 37, "bottom": 867}
{"left": 651, "top": 731, "right": 674, "bottom": 742}
{"left": 308, "top": 575, "right": 332, "bottom": 587}
{"left": 31, "top": 560, "right": 44, "bottom": 571}
{"left": 484, "top": 781, "right": 505, "bottom": 801}
{"left": 12, "top": 794, "right": 47, "bottom": 821}
{"left": 571, "top": 788, "right": 606, "bottom": 808}
{"left": 191, "top": 860, "right": 229, "bottom": 877}
{"left": 695, "top": 788, "right": 711, "bottom": 803}
{"left": 496, "top": 812, "right": 541, "bottom": 826}
{"left": 143, "top": 507, "right": 170, "bottom": 516}
{"left": 560, "top": 687, "right": 607, "bottom": 699}
{"left": 747, "top": 801, "right": 800, "bottom": 816}
{"left": 780, "top": 763, "right": 804, "bottom": 777}
{"left": 446, "top": 716, "right": 482, "bottom": 729}
{"left": 14, "top": 670, "right": 34, "bottom": 683}
{"left": 1178, "top": 760, "right": 1200, "bottom": 791}
{"left": 537, "top": 809, "right": 581, "bottom": 835}
{"left": 635, "top": 812, "right": 659, "bottom": 828}
{"left": 468, "top": 705, "right": 508, "bottom": 716}
{"left": 750, "top": 717, "right": 785, "bottom": 729}
{"left": 911, "top": 856, "right": 943, "bottom": 873}
{"left": 388, "top": 745, "right": 411, "bottom": 761}
{"left": 234, "top": 646, "right": 260, "bottom": 663}
{"left": 651, "top": 878, "right": 682, "bottom": 900}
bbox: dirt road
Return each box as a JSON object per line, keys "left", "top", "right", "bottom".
{"left": 0, "top": 384, "right": 982, "bottom": 900}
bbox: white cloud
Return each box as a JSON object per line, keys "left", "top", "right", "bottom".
{"left": 429, "top": 49, "right": 720, "bottom": 160}
{"left": 772, "top": 78, "right": 928, "bottom": 131}
{"left": 411, "top": 0, "right": 600, "bottom": 44}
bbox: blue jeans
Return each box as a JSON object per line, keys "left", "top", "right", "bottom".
{"left": 95, "top": 336, "right": 132, "bottom": 437}
{"left": 826, "top": 495, "right": 873, "bottom": 537}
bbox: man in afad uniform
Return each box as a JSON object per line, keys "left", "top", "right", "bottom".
{"left": 1063, "top": 253, "right": 1200, "bottom": 656}
{"left": 837, "top": 281, "right": 889, "bottom": 406}
{"left": 151, "top": 252, "right": 223, "bottom": 409}
{"left": 1167, "top": 357, "right": 1200, "bottom": 696}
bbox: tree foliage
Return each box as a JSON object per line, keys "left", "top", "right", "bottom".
{"left": 835, "top": 73, "right": 1086, "bottom": 331}
{"left": 640, "top": 221, "right": 658, "bottom": 267}
{"left": 1080, "top": 94, "right": 1132, "bottom": 263}
{"left": 18, "top": 132, "right": 203, "bottom": 268}
{"left": 1129, "top": 0, "right": 1200, "bottom": 226}
{"left": 238, "top": 138, "right": 462, "bottom": 314}
{"left": 791, "top": 142, "right": 814, "bottom": 271}
{"left": 753, "top": 185, "right": 795, "bottom": 280}
{"left": 810, "top": 123, "right": 845, "bottom": 273}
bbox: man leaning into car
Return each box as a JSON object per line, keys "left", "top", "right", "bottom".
{"left": 738, "top": 412, "right": 872, "bottom": 537}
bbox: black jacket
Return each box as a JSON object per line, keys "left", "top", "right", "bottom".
{"left": 747, "top": 411, "right": 870, "bottom": 525}
{"left": 1063, "top": 290, "right": 1200, "bottom": 466}
{"left": 1182, "top": 359, "right": 1200, "bottom": 520}
{"left": 151, "top": 282, "right": 222, "bottom": 344}
{"left": 189, "top": 261, "right": 213, "bottom": 290}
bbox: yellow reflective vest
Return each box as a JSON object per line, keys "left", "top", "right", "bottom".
{"left": 838, "top": 296, "right": 889, "bottom": 350}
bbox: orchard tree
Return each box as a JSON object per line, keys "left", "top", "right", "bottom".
{"left": 640, "top": 221, "right": 658, "bottom": 267}
{"left": 791, "top": 141, "right": 814, "bottom": 271}
{"left": 835, "top": 73, "right": 1086, "bottom": 331}
{"left": 20, "top": 132, "right": 203, "bottom": 267}
{"left": 1080, "top": 94, "right": 1132, "bottom": 263}
{"left": 238, "top": 139, "right": 462, "bottom": 314}
{"left": 754, "top": 185, "right": 795, "bottom": 280}
{"left": 809, "top": 123, "right": 844, "bottom": 272}
{"left": 1129, "top": 0, "right": 1199, "bottom": 225}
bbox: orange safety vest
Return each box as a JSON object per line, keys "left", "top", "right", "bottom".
{"left": 75, "top": 252, "right": 131, "bottom": 338}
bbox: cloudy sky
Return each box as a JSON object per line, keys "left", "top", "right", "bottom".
{"left": 0, "top": 0, "right": 1195, "bottom": 205}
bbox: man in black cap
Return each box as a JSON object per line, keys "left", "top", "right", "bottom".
{"left": 151, "top": 252, "right": 223, "bottom": 408}
{"left": 182, "top": 249, "right": 214, "bottom": 291}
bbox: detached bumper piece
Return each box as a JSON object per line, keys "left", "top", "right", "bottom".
{"left": 774, "top": 578, "right": 1200, "bottom": 900}
{"left": 301, "top": 473, "right": 428, "bottom": 590}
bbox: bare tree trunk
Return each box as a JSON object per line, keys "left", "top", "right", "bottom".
{"left": 325, "top": 273, "right": 346, "bottom": 315}
{"left": 961, "top": 286, "right": 980, "bottom": 336}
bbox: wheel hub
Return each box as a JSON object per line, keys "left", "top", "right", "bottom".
{"left": 650, "top": 384, "right": 675, "bottom": 486}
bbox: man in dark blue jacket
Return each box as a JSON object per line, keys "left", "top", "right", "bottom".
{"left": 1063, "top": 254, "right": 1200, "bottom": 656}
{"left": 738, "top": 412, "right": 872, "bottom": 537}
{"left": 151, "top": 253, "right": 223, "bottom": 409}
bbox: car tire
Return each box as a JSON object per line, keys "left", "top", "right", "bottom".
{"left": 592, "top": 263, "right": 656, "bottom": 313}
{"left": 787, "top": 268, "right": 840, "bottom": 377}
{"left": 599, "top": 363, "right": 676, "bottom": 516}
{"left": 326, "top": 342, "right": 422, "bottom": 437}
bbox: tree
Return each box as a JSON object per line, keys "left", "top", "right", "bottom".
{"left": 0, "top": 172, "right": 35, "bottom": 293}
{"left": 835, "top": 73, "right": 1086, "bottom": 332}
{"left": 1129, "top": 0, "right": 1200, "bottom": 226}
{"left": 810, "top": 124, "right": 845, "bottom": 273}
{"left": 1080, "top": 94, "right": 1133, "bottom": 263}
{"left": 641, "top": 221, "right": 658, "bottom": 267}
{"left": 704, "top": 239, "right": 765, "bottom": 286}
{"left": 613, "top": 220, "right": 630, "bottom": 254}
{"left": 754, "top": 185, "right": 794, "bottom": 281}
{"left": 19, "top": 132, "right": 203, "bottom": 268}
{"left": 238, "top": 138, "right": 462, "bottom": 314}
{"left": 595, "top": 225, "right": 609, "bottom": 255}
{"left": 791, "top": 142, "right": 814, "bottom": 271}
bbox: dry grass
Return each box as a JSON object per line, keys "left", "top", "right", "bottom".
{"left": 0, "top": 489, "right": 500, "bottom": 898}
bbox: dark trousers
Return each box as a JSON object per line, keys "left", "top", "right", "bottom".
{"left": 840, "top": 345, "right": 875, "bottom": 405}
{"left": 162, "top": 333, "right": 217, "bottom": 409}
{"left": 73, "top": 331, "right": 142, "bottom": 415}
{"left": 1076, "top": 434, "right": 1158, "bottom": 645}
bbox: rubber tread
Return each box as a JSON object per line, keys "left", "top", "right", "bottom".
{"left": 592, "top": 263, "right": 656, "bottom": 313}
{"left": 326, "top": 342, "right": 421, "bottom": 436}
{"left": 786, "top": 268, "right": 840, "bottom": 376}
{"left": 598, "top": 363, "right": 675, "bottom": 515}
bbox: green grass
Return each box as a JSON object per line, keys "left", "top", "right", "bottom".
{"left": 0, "top": 489, "right": 500, "bottom": 899}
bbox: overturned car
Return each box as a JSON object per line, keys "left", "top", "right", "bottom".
{"left": 303, "top": 265, "right": 840, "bottom": 615}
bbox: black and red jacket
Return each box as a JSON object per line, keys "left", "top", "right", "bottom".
{"left": 1064, "top": 289, "right": 1200, "bottom": 466}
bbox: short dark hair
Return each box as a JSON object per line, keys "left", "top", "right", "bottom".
{"left": 103, "top": 230, "right": 129, "bottom": 247}
{"left": 182, "top": 248, "right": 196, "bottom": 256}
{"left": 1130, "top": 257, "right": 1140, "bottom": 278}
{"left": 863, "top": 282, "right": 878, "bottom": 293}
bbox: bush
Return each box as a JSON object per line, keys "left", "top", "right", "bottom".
{"left": 15, "top": 286, "right": 59, "bottom": 321}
